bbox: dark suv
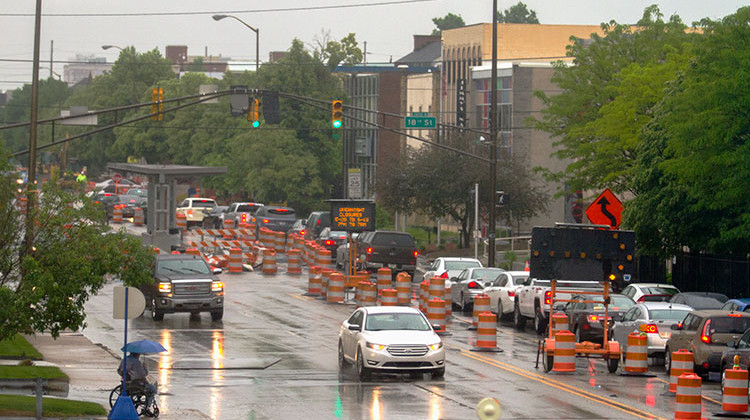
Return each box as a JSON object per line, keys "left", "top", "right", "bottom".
{"left": 253, "top": 206, "right": 296, "bottom": 233}
{"left": 304, "top": 211, "right": 330, "bottom": 240}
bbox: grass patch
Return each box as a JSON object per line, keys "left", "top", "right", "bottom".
{"left": 0, "top": 334, "right": 43, "bottom": 359}
{"left": 0, "top": 365, "right": 67, "bottom": 380}
{"left": 0, "top": 394, "right": 106, "bottom": 417}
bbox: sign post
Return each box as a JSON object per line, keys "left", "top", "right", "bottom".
{"left": 585, "top": 188, "right": 623, "bottom": 229}
{"left": 328, "top": 199, "right": 376, "bottom": 278}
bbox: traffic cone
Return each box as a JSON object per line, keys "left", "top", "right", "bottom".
{"left": 524, "top": 260, "right": 530, "bottom": 271}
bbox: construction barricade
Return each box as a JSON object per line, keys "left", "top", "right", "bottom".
{"left": 223, "top": 218, "right": 235, "bottom": 239}
{"left": 380, "top": 288, "right": 398, "bottom": 306}
{"left": 675, "top": 373, "right": 702, "bottom": 420}
{"left": 228, "top": 247, "right": 243, "bottom": 274}
{"left": 316, "top": 248, "right": 333, "bottom": 271}
{"left": 551, "top": 312, "right": 568, "bottom": 336}
{"left": 471, "top": 312, "right": 502, "bottom": 352}
{"left": 471, "top": 294, "right": 491, "bottom": 331}
{"left": 320, "top": 268, "right": 333, "bottom": 300}
{"left": 306, "top": 266, "right": 322, "bottom": 297}
{"left": 395, "top": 273, "right": 412, "bottom": 306}
{"left": 419, "top": 281, "right": 429, "bottom": 313}
{"left": 427, "top": 298, "right": 447, "bottom": 334}
{"left": 376, "top": 268, "right": 392, "bottom": 296}
{"left": 669, "top": 349, "right": 694, "bottom": 393}
{"left": 133, "top": 207, "right": 144, "bottom": 226}
{"left": 113, "top": 206, "right": 123, "bottom": 223}
{"left": 620, "top": 332, "right": 654, "bottom": 376}
{"left": 428, "top": 277, "right": 445, "bottom": 303}
{"left": 287, "top": 249, "right": 302, "bottom": 275}
{"left": 176, "top": 212, "right": 186, "bottom": 231}
{"left": 360, "top": 282, "right": 377, "bottom": 307}
{"left": 717, "top": 357, "right": 750, "bottom": 416}
{"left": 444, "top": 285, "right": 452, "bottom": 318}
{"left": 261, "top": 249, "right": 277, "bottom": 275}
{"left": 327, "top": 272, "right": 345, "bottom": 303}
{"left": 552, "top": 330, "right": 576, "bottom": 373}
{"left": 274, "top": 231, "right": 286, "bottom": 254}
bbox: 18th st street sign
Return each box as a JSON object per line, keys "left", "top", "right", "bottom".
{"left": 405, "top": 115, "right": 436, "bottom": 128}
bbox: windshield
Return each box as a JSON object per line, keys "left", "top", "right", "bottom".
{"left": 470, "top": 269, "right": 503, "bottom": 281}
{"left": 512, "top": 275, "right": 529, "bottom": 285}
{"left": 365, "top": 313, "right": 431, "bottom": 331}
{"left": 157, "top": 258, "right": 211, "bottom": 275}
{"left": 710, "top": 317, "right": 750, "bottom": 334}
{"left": 444, "top": 261, "right": 481, "bottom": 270}
{"left": 650, "top": 309, "right": 690, "bottom": 321}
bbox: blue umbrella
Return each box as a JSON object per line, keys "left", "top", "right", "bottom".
{"left": 121, "top": 339, "right": 167, "bottom": 354}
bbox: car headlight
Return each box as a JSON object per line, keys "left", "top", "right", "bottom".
{"left": 428, "top": 342, "right": 443, "bottom": 351}
{"left": 366, "top": 342, "right": 386, "bottom": 351}
{"left": 211, "top": 281, "right": 223, "bottom": 292}
{"left": 158, "top": 282, "right": 171, "bottom": 293}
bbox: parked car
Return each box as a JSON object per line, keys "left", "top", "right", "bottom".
{"left": 721, "top": 298, "right": 750, "bottom": 313}
{"left": 721, "top": 327, "right": 750, "bottom": 380}
{"left": 670, "top": 292, "right": 729, "bottom": 310}
{"left": 483, "top": 271, "right": 530, "bottom": 320}
{"left": 620, "top": 283, "right": 680, "bottom": 303}
{"left": 421, "top": 257, "right": 483, "bottom": 284}
{"left": 450, "top": 267, "right": 506, "bottom": 312}
{"left": 317, "top": 227, "right": 348, "bottom": 261}
{"left": 609, "top": 302, "right": 693, "bottom": 360}
{"left": 338, "top": 306, "right": 445, "bottom": 381}
{"left": 563, "top": 294, "right": 635, "bottom": 343}
{"left": 202, "top": 205, "right": 229, "bottom": 229}
{"left": 176, "top": 197, "right": 217, "bottom": 228}
{"left": 304, "top": 211, "right": 330, "bottom": 240}
{"left": 665, "top": 310, "right": 750, "bottom": 377}
{"left": 224, "top": 202, "right": 264, "bottom": 227}
{"left": 252, "top": 205, "right": 296, "bottom": 233}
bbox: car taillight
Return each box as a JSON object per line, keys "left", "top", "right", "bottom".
{"left": 300, "top": 230, "right": 305, "bottom": 236}
{"left": 641, "top": 324, "right": 659, "bottom": 334}
{"left": 440, "top": 272, "right": 449, "bottom": 278}
{"left": 729, "top": 313, "right": 742, "bottom": 317}
{"left": 588, "top": 315, "right": 600, "bottom": 322}
{"left": 158, "top": 283, "right": 171, "bottom": 293}
{"left": 366, "top": 247, "right": 373, "bottom": 255}
{"left": 508, "top": 291, "right": 515, "bottom": 298}
{"left": 468, "top": 281, "right": 477, "bottom": 289}
{"left": 637, "top": 296, "right": 645, "bottom": 303}
{"left": 263, "top": 219, "right": 269, "bottom": 224}
{"left": 544, "top": 290, "right": 552, "bottom": 305}
{"left": 324, "top": 240, "right": 335, "bottom": 246}
{"left": 700, "top": 319, "right": 712, "bottom": 344}
{"left": 413, "top": 250, "right": 418, "bottom": 259}
{"left": 241, "top": 214, "right": 247, "bottom": 223}
{"left": 187, "top": 209, "right": 193, "bottom": 215}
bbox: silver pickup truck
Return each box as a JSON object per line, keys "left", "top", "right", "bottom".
{"left": 513, "top": 279, "right": 603, "bottom": 334}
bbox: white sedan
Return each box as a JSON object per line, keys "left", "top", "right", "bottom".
{"left": 421, "top": 257, "right": 483, "bottom": 285}
{"left": 483, "top": 271, "right": 530, "bottom": 320}
{"left": 450, "top": 267, "right": 506, "bottom": 312}
{"left": 338, "top": 306, "right": 446, "bottom": 381}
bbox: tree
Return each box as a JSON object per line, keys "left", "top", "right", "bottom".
{"left": 431, "top": 13, "right": 465, "bottom": 36}
{"left": 497, "top": 2, "right": 539, "bottom": 24}
{"left": 312, "top": 31, "right": 364, "bottom": 70}
{"left": 0, "top": 150, "right": 154, "bottom": 340}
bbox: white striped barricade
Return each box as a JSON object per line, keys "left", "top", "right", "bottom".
{"left": 327, "top": 272, "right": 345, "bottom": 304}
{"left": 287, "top": 249, "right": 302, "bottom": 275}
{"left": 716, "top": 360, "right": 749, "bottom": 416}
{"left": 427, "top": 298, "right": 448, "bottom": 335}
{"left": 133, "top": 207, "right": 145, "bottom": 226}
{"left": 552, "top": 330, "right": 576, "bottom": 373}
{"left": 228, "top": 247, "right": 243, "bottom": 274}
{"left": 223, "top": 218, "right": 235, "bottom": 239}
{"left": 470, "top": 294, "right": 491, "bottom": 331}
{"left": 395, "top": 272, "right": 412, "bottom": 306}
{"left": 376, "top": 268, "right": 392, "bottom": 296}
{"left": 620, "top": 332, "right": 655, "bottom": 377}
{"left": 669, "top": 349, "right": 694, "bottom": 393}
{"left": 305, "top": 266, "right": 322, "bottom": 297}
{"left": 444, "top": 284, "right": 452, "bottom": 318}
{"left": 675, "top": 373, "right": 702, "bottom": 420}
{"left": 471, "top": 311, "right": 502, "bottom": 352}
{"left": 261, "top": 249, "right": 277, "bottom": 275}
{"left": 380, "top": 288, "right": 398, "bottom": 306}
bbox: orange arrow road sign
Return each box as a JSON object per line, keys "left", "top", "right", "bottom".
{"left": 585, "top": 188, "right": 623, "bottom": 229}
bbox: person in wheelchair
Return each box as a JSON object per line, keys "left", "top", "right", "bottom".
{"left": 117, "top": 352, "right": 157, "bottom": 409}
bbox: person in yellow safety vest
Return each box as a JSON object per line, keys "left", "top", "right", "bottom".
{"left": 76, "top": 172, "right": 87, "bottom": 183}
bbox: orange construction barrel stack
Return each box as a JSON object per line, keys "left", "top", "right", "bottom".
{"left": 228, "top": 247, "right": 243, "bottom": 274}
{"left": 552, "top": 330, "right": 577, "bottom": 373}
{"left": 133, "top": 207, "right": 144, "bottom": 226}
{"left": 176, "top": 212, "right": 187, "bottom": 231}
{"left": 718, "top": 357, "right": 749, "bottom": 416}
{"left": 471, "top": 312, "right": 503, "bottom": 352}
{"left": 327, "top": 272, "right": 345, "bottom": 303}
{"left": 287, "top": 249, "right": 302, "bottom": 275}
{"left": 361, "top": 282, "right": 377, "bottom": 307}
{"left": 380, "top": 288, "right": 398, "bottom": 306}
{"left": 674, "top": 373, "right": 702, "bottom": 420}
{"left": 306, "top": 266, "right": 322, "bottom": 297}
{"left": 223, "top": 218, "right": 235, "bottom": 239}
{"left": 376, "top": 268, "right": 392, "bottom": 296}
{"left": 262, "top": 249, "right": 277, "bottom": 275}
{"left": 427, "top": 298, "right": 447, "bottom": 333}
{"left": 471, "top": 294, "right": 491, "bottom": 330}
{"left": 320, "top": 268, "right": 333, "bottom": 300}
{"left": 444, "top": 285, "right": 452, "bottom": 318}
{"left": 395, "top": 273, "right": 411, "bottom": 306}
{"left": 113, "top": 205, "right": 123, "bottom": 223}
{"left": 669, "top": 349, "right": 694, "bottom": 393}
{"left": 620, "top": 331, "right": 654, "bottom": 376}
{"left": 551, "top": 312, "right": 568, "bottom": 336}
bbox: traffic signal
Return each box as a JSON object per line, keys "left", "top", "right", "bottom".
{"left": 151, "top": 88, "right": 163, "bottom": 121}
{"left": 248, "top": 98, "right": 260, "bottom": 128}
{"left": 331, "top": 100, "right": 343, "bottom": 128}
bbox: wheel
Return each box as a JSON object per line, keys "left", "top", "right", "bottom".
{"left": 432, "top": 367, "right": 445, "bottom": 378}
{"left": 150, "top": 404, "right": 160, "bottom": 418}
{"left": 607, "top": 357, "right": 619, "bottom": 373}
{"left": 338, "top": 341, "right": 350, "bottom": 369}
{"left": 211, "top": 308, "right": 223, "bottom": 321}
{"left": 513, "top": 302, "right": 526, "bottom": 330}
{"left": 534, "top": 309, "right": 548, "bottom": 335}
{"left": 574, "top": 326, "right": 582, "bottom": 342}
{"left": 497, "top": 300, "right": 505, "bottom": 321}
{"left": 109, "top": 384, "right": 122, "bottom": 408}
{"left": 665, "top": 347, "right": 672, "bottom": 372}
{"left": 151, "top": 300, "right": 164, "bottom": 321}
{"left": 356, "top": 347, "right": 371, "bottom": 381}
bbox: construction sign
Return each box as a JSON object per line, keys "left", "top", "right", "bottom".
{"left": 585, "top": 188, "right": 623, "bottom": 229}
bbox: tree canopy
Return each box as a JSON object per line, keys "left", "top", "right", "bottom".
{"left": 497, "top": 2, "right": 539, "bottom": 24}
{"left": 431, "top": 13, "right": 466, "bottom": 36}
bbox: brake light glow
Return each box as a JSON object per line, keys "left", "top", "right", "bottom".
{"left": 263, "top": 219, "right": 269, "bottom": 224}
{"left": 468, "top": 281, "right": 477, "bottom": 288}
{"left": 413, "top": 250, "right": 419, "bottom": 259}
{"left": 440, "top": 272, "right": 449, "bottom": 278}
{"left": 642, "top": 324, "right": 659, "bottom": 334}
{"left": 544, "top": 290, "right": 552, "bottom": 305}
{"left": 300, "top": 230, "right": 305, "bottom": 236}
{"left": 366, "top": 247, "right": 373, "bottom": 255}
{"left": 324, "top": 240, "right": 335, "bottom": 246}
{"left": 158, "top": 283, "right": 171, "bottom": 293}
{"left": 241, "top": 214, "right": 247, "bottom": 223}
{"left": 588, "top": 315, "right": 599, "bottom": 322}
{"left": 700, "top": 319, "right": 712, "bottom": 344}
{"left": 508, "top": 291, "right": 515, "bottom": 298}
{"left": 637, "top": 296, "right": 645, "bottom": 303}
{"left": 729, "top": 313, "right": 742, "bottom": 317}
{"left": 188, "top": 209, "right": 193, "bottom": 215}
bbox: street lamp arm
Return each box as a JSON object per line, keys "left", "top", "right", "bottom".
{"left": 212, "top": 14, "right": 258, "bottom": 34}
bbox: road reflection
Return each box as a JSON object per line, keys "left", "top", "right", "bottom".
{"left": 158, "top": 330, "right": 172, "bottom": 414}
{"left": 210, "top": 330, "right": 225, "bottom": 420}
{"left": 370, "top": 387, "right": 382, "bottom": 419}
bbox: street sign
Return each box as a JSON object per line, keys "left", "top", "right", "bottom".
{"left": 113, "top": 286, "right": 146, "bottom": 319}
{"left": 112, "top": 173, "right": 122, "bottom": 183}
{"left": 347, "top": 168, "right": 362, "bottom": 199}
{"left": 411, "top": 112, "right": 429, "bottom": 116}
{"left": 585, "top": 188, "right": 623, "bottom": 229}
{"left": 405, "top": 116, "right": 436, "bottom": 128}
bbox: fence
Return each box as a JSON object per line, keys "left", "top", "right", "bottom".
{"left": 672, "top": 253, "right": 750, "bottom": 299}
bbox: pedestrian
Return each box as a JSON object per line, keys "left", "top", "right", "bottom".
{"left": 117, "top": 352, "right": 157, "bottom": 411}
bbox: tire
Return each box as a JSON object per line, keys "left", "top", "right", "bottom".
{"left": 543, "top": 350, "right": 553, "bottom": 372}
{"left": 432, "top": 367, "right": 445, "bottom": 378}
{"left": 665, "top": 347, "right": 672, "bottom": 372}
{"left": 607, "top": 357, "right": 619, "bottom": 373}
{"left": 497, "top": 301, "right": 505, "bottom": 321}
{"left": 534, "top": 308, "right": 548, "bottom": 335}
{"left": 109, "top": 384, "right": 122, "bottom": 408}
{"left": 338, "top": 341, "right": 350, "bottom": 369}
{"left": 513, "top": 302, "right": 526, "bottom": 330}
{"left": 211, "top": 308, "right": 223, "bottom": 321}
{"left": 151, "top": 302, "right": 164, "bottom": 321}
{"left": 356, "top": 347, "right": 371, "bottom": 381}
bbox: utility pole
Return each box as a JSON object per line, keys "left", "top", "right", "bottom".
{"left": 49, "top": 40, "right": 53, "bottom": 79}
{"left": 488, "top": 0, "right": 498, "bottom": 267}
{"left": 25, "top": 0, "right": 42, "bottom": 261}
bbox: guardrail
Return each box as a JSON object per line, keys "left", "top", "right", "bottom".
{"left": 482, "top": 236, "right": 531, "bottom": 270}
{"left": 0, "top": 377, "right": 69, "bottom": 419}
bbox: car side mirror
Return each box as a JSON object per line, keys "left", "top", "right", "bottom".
{"left": 348, "top": 324, "right": 361, "bottom": 331}
{"left": 727, "top": 340, "right": 737, "bottom": 348}
{"left": 213, "top": 267, "right": 222, "bottom": 274}
{"left": 431, "top": 324, "right": 442, "bottom": 331}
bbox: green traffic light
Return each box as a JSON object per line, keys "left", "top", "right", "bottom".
{"left": 251, "top": 120, "right": 260, "bottom": 128}
{"left": 332, "top": 120, "right": 342, "bottom": 129}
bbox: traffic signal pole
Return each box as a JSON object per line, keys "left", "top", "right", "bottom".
{"left": 488, "top": 0, "right": 498, "bottom": 267}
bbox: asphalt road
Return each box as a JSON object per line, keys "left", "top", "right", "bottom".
{"left": 71, "top": 249, "right": 731, "bottom": 420}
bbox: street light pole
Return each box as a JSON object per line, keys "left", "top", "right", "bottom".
{"left": 212, "top": 14, "right": 260, "bottom": 72}
{"left": 24, "top": 0, "right": 42, "bottom": 261}
{"left": 488, "top": 0, "right": 498, "bottom": 267}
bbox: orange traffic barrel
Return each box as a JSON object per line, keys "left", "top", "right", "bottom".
{"left": 718, "top": 364, "right": 749, "bottom": 414}
{"left": 444, "top": 285, "right": 452, "bottom": 318}
{"left": 551, "top": 312, "right": 569, "bottom": 336}
{"left": 306, "top": 266, "right": 322, "bottom": 297}
{"left": 675, "top": 373, "right": 702, "bottom": 420}
{"left": 376, "top": 268, "right": 392, "bottom": 296}
{"left": 428, "top": 276, "right": 445, "bottom": 300}
{"left": 327, "top": 272, "right": 345, "bottom": 303}
{"left": 380, "top": 288, "right": 398, "bottom": 306}
{"left": 133, "top": 207, "right": 144, "bottom": 226}
{"left": 261, "top": 249, "right": 277, "bottom": 275}
{"left": 620, "top": 332, "right": 654, "bottom": 376}
{"left": 319, "top": 268, "right": 333, "bottom": 300}
{"left": 228, "top": 247, "right": 243, "bottom": 274}
{"left": 420, "top": 281, "right": 429, "bottom": 313}
{"left": 427, "top": 298, "right": 447, "bottom": 333}
{"left": 185, "top": 247, "right": 201, "bottom": 257}
{"left": 223, "top": 218, "right": 235, "bottom": 239}
{"left": 176, "top": 212, "right": 187, "bottom": 230}
{"left": 471, "top": 294, "right": 491, "bottom": 330}
{"left": 471, "top": 311, "right": 503, "bottom": 352}
{"left": 113, "top": 205, "right": 123, "bottom": 223}
{"left": 669, "top": 349, "right": 694, "bottom": 393}
{"left": 287, "top": 249, "right": 302, "bottom": 275}
{"left": 395, "top": 273, "right": 412, "bottom": 306}
{"left": 361, "top": 282, "right": 377, "bottom": 307}
{"left": 274, "top": 231, "right": 285, "bottom": 254}
{"left": 552, "top": 330, "right": 576, "bottom": 373}
{"left": 17, "top": 196, "right": 27, "bottom": 213}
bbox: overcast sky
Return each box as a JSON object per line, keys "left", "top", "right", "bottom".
{"left": 0, "top": 0, "right": 746, "bottom": 91}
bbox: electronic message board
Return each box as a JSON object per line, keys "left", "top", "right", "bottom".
{"left": 330, "top": 200, "right": 375, "bottom": 232}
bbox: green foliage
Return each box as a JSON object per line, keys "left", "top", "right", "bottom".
{"left": 314, "top": 32, "right": 364, "bottom": 70}
{"left": 431, "top": 13, "right": 465, "bottom": 36}
{"left": 0, "top": 394, "right": 107, "bottom": 417}
{"left": 0, "top": 365, "right": 66, "bottom": 379}
{"left": 497, "top": 2, "right": 539, "bottom": 24}
{"left": 0, "top": 334, "right": 42, "bottom": 359}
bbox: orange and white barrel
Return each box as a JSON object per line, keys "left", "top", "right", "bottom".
{"left": 427, "top": 298, "right": 447, "bottom": 332}
{"left": 444, "top": 285, "right": 452, "bottom": 317}
{"left": 376, "top": 268, "right": 392, "bottom": 296}
{"left": 307, "top": 266, "right": 322, "bottom": 297}
{"left": 624, "top": 332, "right": 648, "bottom": 374}
{"left": 472, "top": 294, "right": 491, "bottom": 329}
{"left": 261, "top": 249, "right": 277, "bottom": 275}
{"left": 395, "top": 273, "right": 412, "bottom": 306}
{"left": 675, "top": 373, "right": 702, "bottom": 420}
{"left": 228, "top": 247, "right": 243, "bottom": 274}
{"left": 355, "top": 281, "right": 368, "bottom": 307}
{"left": 327, "top": 272, "right": 345, "bottom": 303}
{"left": 474, "top": 312, "right": 498, "bottom": 348}
{"left": 176, "top": 212, "right": 186, "bottom": 231}
{"left": 669, "top": 349, "right": 694, "bottom": 393}
{"left": 551, "top": 312, "right": 569, "bottom": 336}
{"left": 287, "top": 249, "right": 302, "bottom": 274}
{"left": 113, "top": 206, "right": 123, "bottom": 223}
{"left": 223, "top": 218, "right": 235, "bottom": 239}
{"left": 722, "top": 366, "right": 749, "bottom": 413}
{"left": 274, "top": 231, "right": 286, "bottom": 254}
{"left": 552, "top": 330, "right": 576, "bottom": 373}
{"left": 133, "top": 207, "right": 145, "bottom": 226}
{"left": 17, "top": 197, "right": 27, "bottom": 214}
{"left": 259, "top": 228, "right": 271, "bottom": 247}
{"left": 429, "top": 276, "right": 445, "bottom": 300}
{"left": 361, "top": 282, "right": 377, "bottom": 307}
{"left": 317, "top": 248, "right": 333, "bottom": 271}
{"left": 320, "top": 268, "right": 333, "bottom": 300}
{"left": 420, "top": 281, "right": 429, "bottom": 313}
{"left": 381, "top": 288, "right": 398, "bottom": 306}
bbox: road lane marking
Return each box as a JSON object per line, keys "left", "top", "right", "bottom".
{"left": 460, "top": 349, "right": 669, "bottom": 420}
